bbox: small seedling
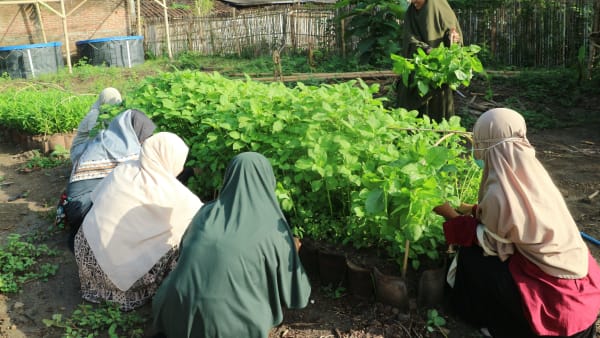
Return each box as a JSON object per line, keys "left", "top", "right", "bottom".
{"left": 321, "top": 283, "right": 346, "bottom": 299}
{"left": 426, "top": 308, "right": 448, "bottom": 337}
{"left": 43, "top": 302, "right": 147, "bottom": 338}
{"left": 51, "top": 145, "right": 70, "bottom": 158}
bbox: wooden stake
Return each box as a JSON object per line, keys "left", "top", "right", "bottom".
{"left": 402, "top": 239, "right": 410, "bottom": 279}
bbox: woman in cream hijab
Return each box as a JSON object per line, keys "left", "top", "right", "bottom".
{"left": 74, "top": 132, "right": 203, "bottom": 311}
{"left": 434, "top": 108, "right": 600, "bottom": 337}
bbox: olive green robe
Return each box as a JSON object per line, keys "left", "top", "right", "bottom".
{"left": 152, "top": 152, "right": 311, "bottom": 338}
{"left": 397, "top": 0, "right": 463, "bottom": 122}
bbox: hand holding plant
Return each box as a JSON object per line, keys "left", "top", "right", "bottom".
{"left": 391, "top": 44, "right": 485, "bottom": 98}
{"left": 293, "top": 237, "right": 302, "bottom": 252}
{"left": 456, "top": 202, "right": 475, "bottom": 215}
{"left": 433, "top": 201, "right": 460, "bottom": 220}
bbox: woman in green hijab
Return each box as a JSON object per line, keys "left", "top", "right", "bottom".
{"left": 397, "top": 0, "right": 463, "bottom": 122}
{"left": 152, "top": 152, "right": 311, "bottom": 338}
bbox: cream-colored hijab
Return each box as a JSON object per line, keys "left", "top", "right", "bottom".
{"left": 82, "top": 132, "right": 203, "bottom": 290}
{"left": 474, "top": 108, "right": 588, "bottom": 278}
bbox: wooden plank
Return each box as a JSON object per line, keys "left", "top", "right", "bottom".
{"left": 240, "top": 70, "right": 398, "bottom": 82}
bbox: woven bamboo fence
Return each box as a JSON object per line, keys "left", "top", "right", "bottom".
{"left": 141, "top": 0, "right": 597, "bottom": 68}
{"left": 143, "top": 8, "right": 336, "bottom": 58}
{"left": 457, "top": 0, "right": 596, "bottom": 67}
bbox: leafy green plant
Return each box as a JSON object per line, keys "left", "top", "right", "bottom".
{"left": 0, "top": 233, "right": 59, "bottom": 293}
{"left": 43, "top": 302, "right": 147, "bottom": 338}
{"left": 52, "top": 144, "right": 70, "bottom": 158}
{"left": 358, "top": 119, "right": 478, "bottom": 269}
{"left": 123, "top": 71, "right": 478, "bottom": 269}
{"left": 426, "top": 308, "right": 448, "bottom": 337}
{"left": 335, "top": 0, "right": 407, "bottom": 67}
{"left": 391, "top": 44, "right": 485, "bottom": 98}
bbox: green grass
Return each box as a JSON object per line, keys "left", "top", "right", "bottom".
{"left": 166, "top": 52, "right": 374, "bottom": 76}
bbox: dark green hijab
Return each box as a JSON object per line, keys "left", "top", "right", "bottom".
{"left": 152, "top": 152, "right": 311, "bottom": 338}
{"left": 403, "top": 0, "right": 463, "bottom": 57}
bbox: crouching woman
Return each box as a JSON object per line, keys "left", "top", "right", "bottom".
{"left": 74, "top": 132, "right": 203, "bottom": 311}
{"left": 434, "top": 108, "right": 600, "bottom": 338}
{"left": 152, "top": 152, "right": 311, "bottom": 337}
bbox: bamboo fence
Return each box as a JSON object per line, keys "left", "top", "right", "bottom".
{"left": 143, "top": 7, "right": 336, "bottom": 58}
{"left": 140, "top": 0, "right": 597, "bottom": 68}
{"left": 457, "top": 0, "right": 596, "bottom": 67}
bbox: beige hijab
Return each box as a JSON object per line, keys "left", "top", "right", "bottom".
{"left": 82, "top": 132, "right": 203, "bottom": 290}
{"left": 474, "top": 108, "right": 588, "bottom": 278}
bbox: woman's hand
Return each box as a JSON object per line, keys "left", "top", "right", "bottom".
{"left": 293, "top": 237, "right": 302, "bottom": 252}
{"left": 457, "top": 203, "right": 475, "bottom": 215}
{"left": 450, "top": 28, "right": 461, "bottom": 44}
{"left": 433, "top": 201, "right": 460, "bottom": 220}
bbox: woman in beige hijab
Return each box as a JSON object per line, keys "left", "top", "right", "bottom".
{"left": 74, "top": 132, "right": 203, "bottom": 311}
{"left": 434, "top": 108, "right": 600, "bottom": 337}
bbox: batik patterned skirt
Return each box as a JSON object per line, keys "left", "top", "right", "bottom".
{"left": 74, "top": 228, "right": 178, "bottom": 311}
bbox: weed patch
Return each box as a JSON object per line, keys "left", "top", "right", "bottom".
{"left": 0, "top": 233, "right": 59, "bottom": 293}
{"left": 43, "top": 302, "right": 147, "bottom": 338}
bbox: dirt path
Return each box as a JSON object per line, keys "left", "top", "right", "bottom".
{"left": 1, "top": 123, "right": 600, "bottom": 337}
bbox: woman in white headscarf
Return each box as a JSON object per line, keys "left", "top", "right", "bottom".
{"left": 434, "top": 108, "right": 600, "bottom": 337}
{"left": 74, "top": 132, "right": 203, "bottom": 311}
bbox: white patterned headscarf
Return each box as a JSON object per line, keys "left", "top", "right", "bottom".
{"left": 474, "top": 108, "right": 588, "bottom": 278}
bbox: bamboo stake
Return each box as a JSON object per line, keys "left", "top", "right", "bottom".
{"left": 34, "top": 2, "right": 47, "bottom": 43}
{"left": 247, "top": 70, "right": 397, "bottom": 82}
{"left": 137, "top": 0, "right": 141, "bottom": 36}
{"left": 402, "top": 239, "right": 410, "bottom": 279}
{"left": 433, "top": 131, "right": 473, "bottom": 146}
{"left": 59, "top": 0, "right": 72, "bottom": 73}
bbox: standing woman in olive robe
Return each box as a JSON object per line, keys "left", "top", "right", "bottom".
{"left": 397, "top": 0, "right": 463, "bottom": 122}
{"left": 152, "top": 152, "right": 311, "bottom": 338}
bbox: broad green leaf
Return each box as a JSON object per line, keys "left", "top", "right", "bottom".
{"left": 417, "top": 80, "right": 429, "bottom": 96}
{"left": 454, "top": 69, "right": 468, "bottom": 81}
{"left": 424, "top": 147, "right": 449, "bottom": 168}
{"left": 365, "top": 189, "right": 385, "bottom": 214}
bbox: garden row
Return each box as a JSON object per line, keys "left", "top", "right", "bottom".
{"left": 0, "top": 69, "right": 480, "bottom": 272}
